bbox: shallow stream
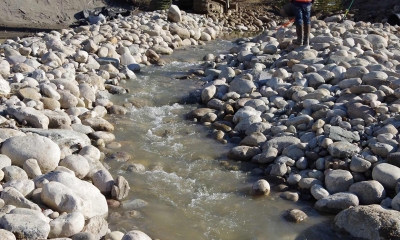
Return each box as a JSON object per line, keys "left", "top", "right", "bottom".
{"left": 104, "top": 39, "right": 344, "bottom": 240}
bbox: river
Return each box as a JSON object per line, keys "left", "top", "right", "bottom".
{"left": 103, "top": 38, "right": 346, "bottom": 240}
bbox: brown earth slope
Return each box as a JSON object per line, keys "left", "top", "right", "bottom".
{"left": 0, "top": 0, "right": 106, "bottom": 29}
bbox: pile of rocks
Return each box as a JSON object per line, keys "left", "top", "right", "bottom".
{"left": 0, "top": 4, "right": 276, "bottom": 240}
{"left": 187, "top": 15, "right": 400, "bottom": 239}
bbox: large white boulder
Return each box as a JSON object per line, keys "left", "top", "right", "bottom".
{"left": 1, "top": 135, "right": 60, "bottom": 173}
{"left": 49, "top": 212, "right": 85, "bottom": 238}
{"left": 35, "top": 171, "right": 108, "bottom": 218}
{"left": 168, "top": 5, "right": 182, "bottom": 23}
{"left": 0, "top": 213, "right": 50, "bottom": 239}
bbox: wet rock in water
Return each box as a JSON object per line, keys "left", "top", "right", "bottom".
{"left": 107, "top": 199, "right": 121, "bottom": 208}
{"left": 280, "top": 191, "right": 300, "bottom": 202}
{"left": 112, "top": 176, "right": 130, "bottom": 201}
{"left": 227, "top": 146, "right": 261, "bottom": 161}
{"left": 106, "top": 151, "right": 131, "bottom": 162}
{"left": 333, "top": 205, "right": 400, "bottom": 240}
{"left": 186, "top": 108, "right": 216, "bottom": 120}
{"left": 251, "top": 179, "right": 270, "bottom": 195}
{"left": 283, "top": 209, "right": 308, "bottom": 223}
{"left": 82, "top": 117, "right": 114, "bottom": 132}
{"left": 121, "top": 199, "right": 148, "bottom": 210}
{"left": 315, "top": 192, "right": 359, "bottom": 214}
{"left": 127, "top": 163, "right": 146, "bottom": 173}
{"left": 109, "top": 105, "right": 127, "bottom": 115}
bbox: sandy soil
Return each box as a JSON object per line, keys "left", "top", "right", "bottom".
{"left": 0, "top": 0, "right": 107, "bottom": 38}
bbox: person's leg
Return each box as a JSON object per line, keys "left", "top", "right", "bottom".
{"left": 302, "top": 5, "right": 312, "bottom": 46}
{"left": 292, "top": 4, "right": 303, "bottom": 45}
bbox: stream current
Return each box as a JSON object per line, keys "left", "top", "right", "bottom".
{"left": 104, "top": 38, "right": 345, "bottom": 240}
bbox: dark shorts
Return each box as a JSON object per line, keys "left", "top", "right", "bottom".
{"left": 292, "top": 2, "right": 312, "bottom": 25}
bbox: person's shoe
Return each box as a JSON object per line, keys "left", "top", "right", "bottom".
{"left": 303, "top": 24, "right": 311, "bottom": 46}
{"left": 292, "top": 25, "right": 303, "bottom": 46}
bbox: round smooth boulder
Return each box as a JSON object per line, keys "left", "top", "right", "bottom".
{"left": 349, "top": 180, "right": 386, "bottom": 205}
{"left": 1, "top": 135, "right": 60, "bottom": 173}
{"left": 252, "top": 179, "right": 270, "bottom": 195}
{"left": 0, "top": 229, "right": 16, "bottom": 240}
{"left": 59, "top": 154, "right": 90, "bottom": 179}
{"left": 41, "top": 181, "right": 90, "bottom": 217}
{"left": 315, "top": 192, "right": 359, "bottom": 213}
{"left": 49, "top": 212, "right": 85, "bottom": 238}
{"left": 325, "top": 170, "right": 354, "bottom": 194}
{"left": 122, "top": 230, "right": 152, "bottom": 240}
{"left": 372, "top": 163, "right": 400, "bottom": 189}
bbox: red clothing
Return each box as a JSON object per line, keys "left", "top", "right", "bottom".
{"left": 290, "top": 0, "right": 312, "bottom": 3}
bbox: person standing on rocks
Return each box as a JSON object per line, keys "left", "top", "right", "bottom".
{"left": 290, "top": 0, "right": 313, "bottom": 46}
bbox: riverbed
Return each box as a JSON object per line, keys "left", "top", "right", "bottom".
{"left": 100, "top": 39, "right": 349, "bottom": 240}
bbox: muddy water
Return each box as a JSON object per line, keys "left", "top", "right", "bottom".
{"left": 104, "top": 39, "right": 343, "bottom": 240}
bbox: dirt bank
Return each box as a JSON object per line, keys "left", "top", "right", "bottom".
{"left": 0, "top": 0, "right": 106, "bottom": 36}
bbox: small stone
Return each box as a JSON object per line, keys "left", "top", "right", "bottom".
{"left": 280, "top": 191, "right": 300, "bottom": 201}
{"left": 283, "top": 209, "right": 308, "bottom": 223}
{"left": 311, "top": 184, "right": 330, "bottom": 200}
{"left": 251, "top": 179, "right": 270, "bottom": 195}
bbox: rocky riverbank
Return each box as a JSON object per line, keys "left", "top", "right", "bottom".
{"left": 0, "top": 4, "right": 283, "bottom": 239}
{"left": 187, "top": 6, "right": 400, "bottom": 239}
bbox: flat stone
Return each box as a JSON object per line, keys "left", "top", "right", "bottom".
{"left": 327, "top": 141, "right": 360, "bottom": 158}
{"left": 0, "top": 213, "right": 50, "bottom": 239}
{"left": 329, "top": 126, "right": 360, "bottom": 142}
{"left": 315, "top": 192, "right": 359, "bottom": 213}
{"left": 20, "top": 128, "right": 91, "bottom": 152}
